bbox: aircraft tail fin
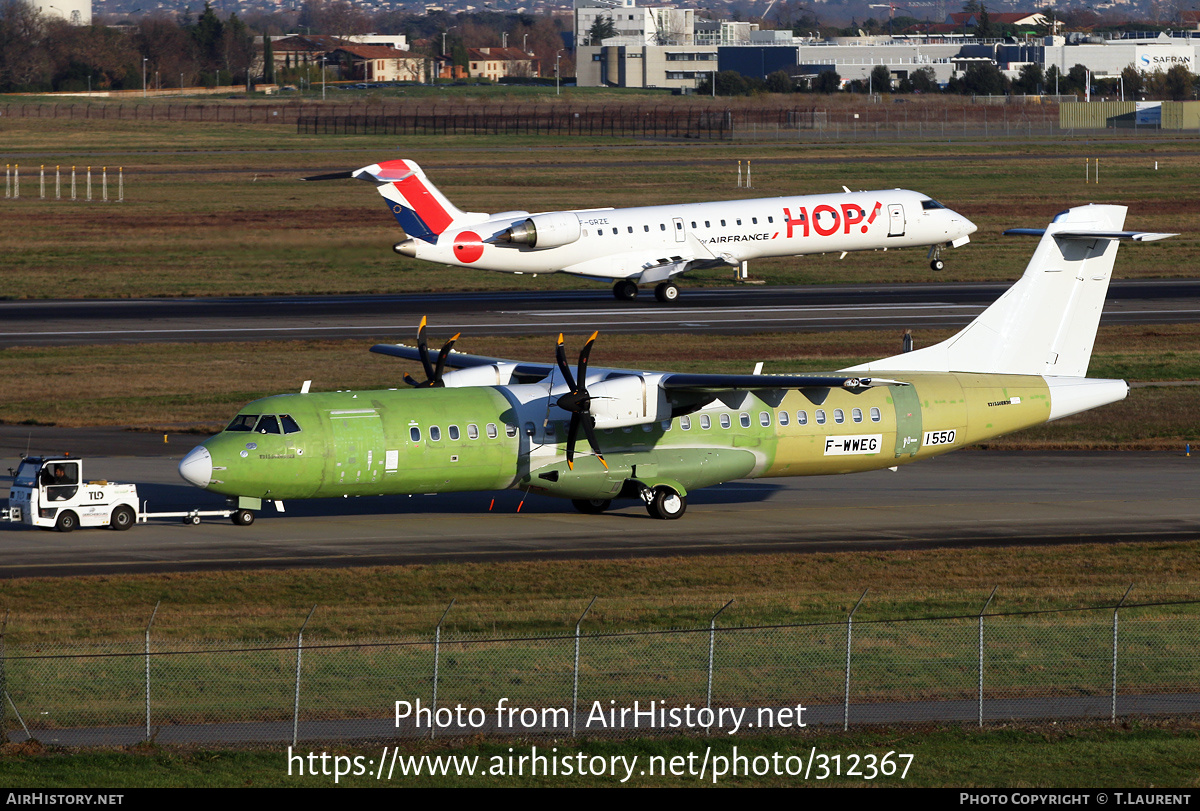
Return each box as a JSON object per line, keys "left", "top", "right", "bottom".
{"left": 353, "top": 160, "right": 482, "bottom": 243}
{"left": 848, "top": 205, "right": 1174, "bottom": 378}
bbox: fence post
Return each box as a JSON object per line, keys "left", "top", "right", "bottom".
{"left": 4, "top": 165, "right": 8, "bottom": 199}
{"left": 40, "top": 165, "right": 44, "bottom": 199}
{"left": 102, "top": 167, "right": 108, "bottom": 203}
{"left": 431, "top": 599, "right": 455, "bottom": 740}
{"left": 86, "top": 166, "right": 91, "bottom": 202}
{"left": 571, "top": 596, "right": 596, "bottom": 739}
{"left": 55, "top": 166, "right": 60, "bottom": 200}
{"left": 71, "top": 166, "right": 76, "bottom": 201}
{"left": 13, "top": 164, "right": 17, "bottom": 199}
{"left": 706, "top": 599, "right": 735, "bottom": 715}
{"left": 144, "top": 601, "right": 160, "bottom": 741}
{"left": 977, "top": 586, "right": 997, "bottom": 727}
{"left": 292, "top": 605, "right": 316, "bottom": 748}
{"left": 844, "top": 589, "right": 868, "bottom": 731}
{"left": 118, "top": 167, "right": 124, "bottom": 203}
{"left": 1112, "top": 584, "right": 1133, "bottom": 723}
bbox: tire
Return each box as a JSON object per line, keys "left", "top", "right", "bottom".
{"left": 232, "top": 509, "right": 255, "bottom": 526}
{"left": 654, "top": 282, "right": 680, "bottom": 303}
{"left": 646, "top": 487, "right": 687, "bottom": 520}
{"left": 930, "top": 259, "right": 944, "bottom": 271}
{"left": 54, "top": 510, "right": 78, "bottom": 533}
{"left": 183, "top": 515, "right": 201, "bottom": 526}
{"left": 572, "top": 498, "right": 612, "bottom": 515}
{"left": 109, "top": 505, "right": 136, "bottom": 531}
{"left": 613, "top": 281, "right": 638, "bottom": 301}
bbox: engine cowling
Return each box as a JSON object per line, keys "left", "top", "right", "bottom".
{"left": 586, "top": 374, "right": 669, "bottom": 429}
{"left": 500, "top": 212, "right": 582, "bottom": 249}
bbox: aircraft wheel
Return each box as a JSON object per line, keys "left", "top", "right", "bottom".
{"left": 930, "top": 259, "right": 945, "bottom": 271}
{"left": 613, "top": 281, "right": 638, "bottom": 301}
{"left": 572, "top": 498, "right": 612, "bottom": 515}
{"left": 654, "top": 282, "right": 680, "bottom": 303}
{"left": 232, "top": 509, "right": 255, "bottom": 526}
{"left": 109, "top": 505, "right": 136, "bottom": 531}
{"left": 183, "top": 515, "right": 201, "bottom": 526}
{"left": 55, "top": 510, "right": 79, "bottom": 533}
{"left": 646, "top": 487, "right": 687, "bottom": 520}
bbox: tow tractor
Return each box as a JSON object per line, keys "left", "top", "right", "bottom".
{"left": 3, "top": 456, "right": 248, "bottom": 531}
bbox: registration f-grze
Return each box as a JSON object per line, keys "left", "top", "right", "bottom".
{"left": 305, "top": 159, "right": 977, "bottom": 302}
{"left": 179, "top": 206, "right": 1171, "bottom": 522}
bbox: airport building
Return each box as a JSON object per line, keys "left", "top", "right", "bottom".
{"left": 574, "top": 0, "right": 1199, "bottom": 91}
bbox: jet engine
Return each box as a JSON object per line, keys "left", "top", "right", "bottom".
{"left": 500, "top": 212, "right": 582, "bottom": 249}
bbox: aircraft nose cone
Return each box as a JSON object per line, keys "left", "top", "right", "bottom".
{"left": 179, "top": 446, "right": 213, "bottom": 488}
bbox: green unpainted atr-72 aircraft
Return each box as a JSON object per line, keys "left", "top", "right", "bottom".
{"left": 179, "top": 205, "right": 1172, "bottom": 524}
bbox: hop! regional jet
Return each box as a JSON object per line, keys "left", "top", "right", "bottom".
{"left": 305, "top": 160, "right": 978, "bottom": 303}
{"left": 178, "top": 205, "right": 1171, "bottom": 524}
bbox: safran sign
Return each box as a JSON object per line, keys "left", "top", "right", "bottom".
{"left": 1136, "top": 47, "right": 1194, "bottom": 70}
{"left": 823, "top": 435, "right": 883, "bottom": 455}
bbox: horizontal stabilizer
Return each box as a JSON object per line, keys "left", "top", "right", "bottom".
{"left": 300, "top": 170, "right": 356, "bottom": 182}
{"left": 1004, "top": 228, "right": 1177, "bottom": 241}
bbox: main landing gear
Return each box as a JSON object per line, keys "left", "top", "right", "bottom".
{"left": 612, "top": 281, "right": 680, "bottom": 303}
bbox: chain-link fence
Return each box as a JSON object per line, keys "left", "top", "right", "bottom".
{"left": 4, "top": 596, "right": 1200, "bottom": 747}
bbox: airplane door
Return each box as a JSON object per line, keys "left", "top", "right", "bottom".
{"left": 891, "top": 385, "right": 922, "bottom": 458}
{"left": 888, "top": 204, "right": 906, "bottom": 237}
{"left": 672, "top": 217, "right": 686, "bottom": 243}
{"left": 329, "top": 409, "right": 386, "bottom": 486}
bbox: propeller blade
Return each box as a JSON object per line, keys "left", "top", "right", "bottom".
{"left": 403, "top": 373, "right": 423, "bottom": 388}
{"left": 432, "top": 333, "right": 461, "bottom": 387}
{"left": 580, "top": 415, "right": 608, "bottom": 470}
{"left": 555, "top": 334, "right": 577, "bottom": 392}
{"left": 416, "top": 316, "right": 436, "bottom": 382}
{"left": 566, "top": 413, "right": 581, "bottom": 470}
{"left": 576, "top": 330, "right": 598, "bottom": 388}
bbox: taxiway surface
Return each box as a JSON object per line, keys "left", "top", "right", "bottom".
{"left": 2, "top": 434, "right": 1196, "bottom": 577}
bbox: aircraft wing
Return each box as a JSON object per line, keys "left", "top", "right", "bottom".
{"left": 372, "top": 343, "right": 907, "bottom": 391}
{"left": 371, "top": 343, "right": 555, "bottom": 384}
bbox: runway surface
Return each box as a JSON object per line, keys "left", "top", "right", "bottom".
{"left": 2, "top": 436, "right": 1197, "bottom": 577}
{"left": 3, "top": 280, "right": 1200, "bottom": 346}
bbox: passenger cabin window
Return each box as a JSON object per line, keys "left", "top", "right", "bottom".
{"left": 768, "top": 216, "right": 774, "bottom": 223}
{"left": 429, "top": 426, "right": 441, "bottom": 441}
{"left": 506, "top": 424, "right": 517, "bottom": 438}
{"left": 704, "top": 221, "right": 711, "bottom": 228}
{"left": 870, "top": 407, "right": 881, "bottom": 422}
{"left": 467, "top": 424, "right": 479, "bottom": 440}
{"left": 779, "top": 411, "right": 789, "bottom": 426}
{"left": 627, "top": 227, "right": 633, "bottom": 233}
{"left": 797, "top": 411, "right": 808, "bottom": 425}
{"left": 660, "top": 223, "right": 666, "bottom": 231}
{"left": 448, "top": 425, "right": 460, "bottom": 440}
{"left": 739, "top": 413, "right": 751, "bottom": 428}
{"left": 852, "top": 408, "right": 863, "bottom": 423}
{"left": 720, "top": 414, "right": 731, "bottom": 429}
{"left": 752, "top": 217, "right": 758, "bottom": 224}
{"left": 834, "top": 409, "right": 845, "bottom": 424}
{"left": 226, "top": 415, "right": 259, "bottom": 432}
{"left": 720, "top": 219, "right": 726, "bottom": 226}
{"left": 759, "top": 411, "right": 771, "bottom": 427}
{"left": 644, "top": 225, "right": 650, "bottom": 232}
{"left": 691, "top": 221, "right": 697, "bottom": 229}
{"left": 681, "top": 415, "right": 691, "bottom": 430}
{"left": 736, "top": 219, "right": 742, "bottom": 226}
{"left": 487, "top": 423, "right": 499, "bottom": 438}
{"left": 255, "top": 415, "right": 280, "bottom": 434}
{"left": 410, "top": 426, "right": 421, "bottom": 442}
{"left": 815, "top": 410, "right": 826, "bottom": 425}
{"left": 700, "top": 414, "right": 711, "bottom": 430}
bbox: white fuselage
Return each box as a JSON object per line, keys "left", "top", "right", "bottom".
{"left": 405, "top": 189, "right": 974, "bottom": 284}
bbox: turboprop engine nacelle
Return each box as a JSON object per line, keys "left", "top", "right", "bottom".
{"left": 441, "top": 363, "right": 519, "bottom": 387}
{"left": 587, "top": 374, "right": 670, "bottom": 429}
{"left": 500, "top": 212, "right": 582, "bottom": 249}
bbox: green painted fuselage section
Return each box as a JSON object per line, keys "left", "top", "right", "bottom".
{"left": 196, "top": 374, "right": 1053, "bottom": 503}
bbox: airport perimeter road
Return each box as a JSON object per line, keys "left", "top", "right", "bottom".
{"left": 1, "top": 280, "right": 1199, "bottom": 346}
{"left": 2, "top": 445, "right": 1197, "bottom": 577}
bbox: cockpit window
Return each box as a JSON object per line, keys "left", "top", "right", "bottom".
{"left": 921, "top": 199, "right": 946, "bottom": 210}
{"left": 280, "top": 415, "right": 301, "bottom": 434}
{"left": 226, "top": 415, "right": 259, "bottom": 432}
{"left": 255, "top": 415, "right": 281, "bottom": 434}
